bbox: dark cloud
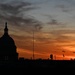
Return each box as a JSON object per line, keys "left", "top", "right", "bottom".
{"left": 54, "top": 0, "right": 75, "bottom": 13}
{"left": 47, "top": 18, "right": 65, "bottom": 26}
{"left": 0, "top": 2, "right": 31, "bottom": 15}
{"left": 64, "top": 0, "right": 75, "bottom": 5}
{"left": 0, "top": 1, "right": 43, "bottom": 51}
{"left": 0, "top": 1, "right": 42, "bottom": 32}
{"left": 31, "top": 0, "right": 50, "bottom": 5}
{"left": 55, "top": 4, "right": 71, "bottom": 13}
{"left": 42, "top": 14, "right": 65, "bottom": 26}
{"left": 35, "top": 24, "right": 43, "bottom": 30}
{"left": 48, "top": 19, "right": 59, "bottom": 25}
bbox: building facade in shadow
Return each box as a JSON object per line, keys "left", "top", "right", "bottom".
{"left": 0, "top": 22, "right": 18, "bottom": 61}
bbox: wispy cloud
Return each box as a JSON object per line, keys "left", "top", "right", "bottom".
{"left": 46, "top": 16, "right": 65, "bottom": 26}
{"left": 47, "top": 19, "right": 61, "bottom": 25}
{"left": 55, "top": 4, "right": 71, "bottom": 13}
{"left": 0, "top": 1, "right": 42, "bottom": 33}
{"left": 0, "top": 0, "right": 43, "bottom": 54}
{"left": 54, "top": 0, "right": 75, "bottom": 13}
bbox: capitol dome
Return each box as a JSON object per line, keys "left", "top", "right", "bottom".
{"left": 0, "top": 32, "right": 16, "bottom": 47}
{"left": 0, "top": 22, "right": 18, "bottom": 61}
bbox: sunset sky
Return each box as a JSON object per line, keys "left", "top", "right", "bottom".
{"left": 0, "top": 0, "right": 75, "bottom": 60}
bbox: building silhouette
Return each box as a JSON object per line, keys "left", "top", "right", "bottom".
{"left": 0, "top": 22, "right": 18, "bottom": 62}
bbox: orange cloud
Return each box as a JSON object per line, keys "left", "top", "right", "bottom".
{"left": 10, "top": 27, "right": 75, "bottom": 60}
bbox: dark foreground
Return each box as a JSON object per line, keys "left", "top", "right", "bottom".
{"left": 0, "top": 60, "right": 75, "bottom": 73}
{"left": 0, "top": 59, "right": 75, "bottom": 68}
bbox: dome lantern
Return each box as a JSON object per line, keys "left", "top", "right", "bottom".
{"left": 4, "top": 22, "right": 8, "bottom": 35}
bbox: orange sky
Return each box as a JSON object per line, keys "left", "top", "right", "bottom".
{"left": 15, "top": 32, "right": 75, "bottom": 60}
{"left": 1, "top": 0, "right": 75, "bottom": 60}
{"left": 0, "top": 24, "right": 75, "bottom": 60}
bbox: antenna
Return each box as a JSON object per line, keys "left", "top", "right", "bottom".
{"left": 33, "top": 30, "right": 34, "bottom": 60}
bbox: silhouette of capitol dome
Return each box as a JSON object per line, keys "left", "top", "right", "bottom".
{"left": 0, "top": 22, "right": 18, "bottom": 61}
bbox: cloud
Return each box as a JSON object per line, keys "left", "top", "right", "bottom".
{"left": 56, "top": 5, "right": 69, "bottom": 12}
{"left": 0, "top": 1, "right": 42, "bottom": 32}
{"left": 48, "top": 19, "right": 60, "bottom": 25}
{"left": 55, "top": 4, "right": 72, "bottom": 13}
{"left": 42, "top": 14, "right": 66, "bottom": 26}
{"left": 54, "top": 0, "right": 75, "bottom": 13}
{"left": 49, "top": 29, "right": 75, "bottom": 46}
{"left": 64, "top": 0, "right": 75, "bottom": 5}
{"left": 0, "top": 2, "right": 31, "bottom": 15}
{"left": 0, "top": 0, "right": 43, "bottom": 52}
{"left": 0, "top": 1, "right": 39, "bottom": 16}
{"left": 47, "top": 18, "right": 65, "bottom": 26}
